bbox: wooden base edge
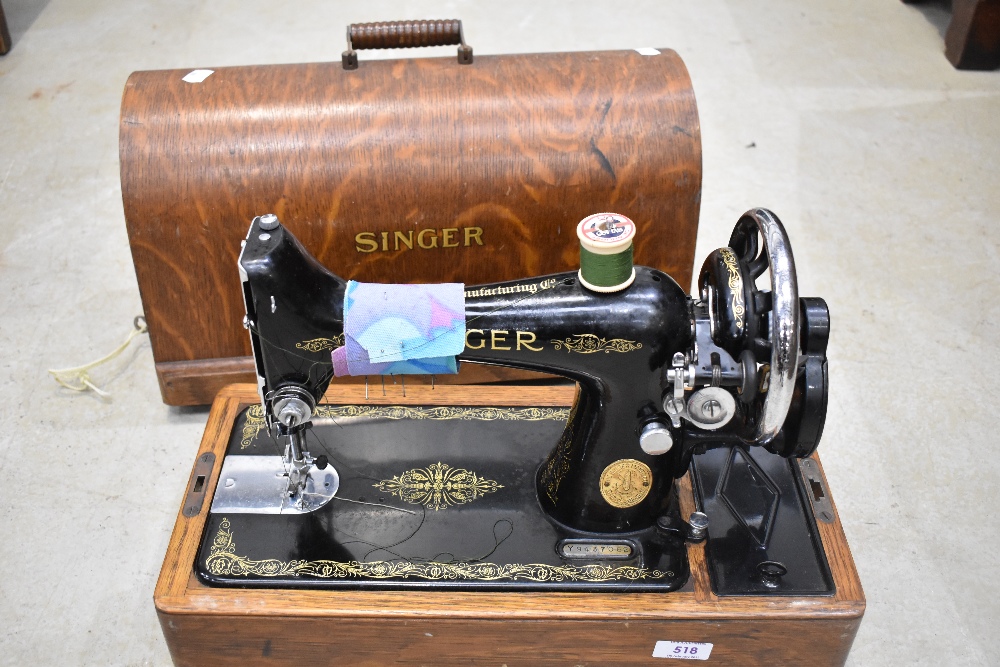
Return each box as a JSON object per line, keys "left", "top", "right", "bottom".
{"left": 158, "top": 611, "right": 862, "bottom": 667}
{"left": 155, "top": 358, "right": 558, "bottom": 406}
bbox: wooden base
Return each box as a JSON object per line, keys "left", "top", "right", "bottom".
{"left": 154, "top": 357, "right": 555, "bottom": 406}
{"left": 155, "top": 384, "right": 864, "bottom": 667}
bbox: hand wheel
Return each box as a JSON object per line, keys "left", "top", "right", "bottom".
{"left": 727, "top": 208, "right": 801, "bottom": 445}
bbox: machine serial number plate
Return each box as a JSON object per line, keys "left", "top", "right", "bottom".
{"left": 559, "top": 540, "right": 634, "bottom": 559}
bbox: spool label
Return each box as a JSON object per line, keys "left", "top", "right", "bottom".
{"left": 578, "top": 213, "right": 636, "bottom": 245}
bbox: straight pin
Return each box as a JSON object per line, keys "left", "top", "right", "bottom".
{"left": 365, "top": 376, "right": 369, "bottom": 400}
{"left": 381, "top": 376, "right": 386, "bottom": 396}
{"left": 402, "top": 375, "right": 406, "bottom": 397}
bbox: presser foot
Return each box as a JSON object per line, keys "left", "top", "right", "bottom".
{"left": 210, "top": 454, "right": 340, "bottom": 515}
{"left": 283, "top": 455, "right": 339, "bottom": 513}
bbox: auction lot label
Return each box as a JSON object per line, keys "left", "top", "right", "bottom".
{"left": 653, "top": 641, "right": 714, "bottom": 660}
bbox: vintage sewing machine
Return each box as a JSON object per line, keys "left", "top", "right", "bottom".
{"left": 188, "top": 207, "right": 833, "bottom": 599}
{"left": 154, "top": 206, "right": 863, "bottom": 667}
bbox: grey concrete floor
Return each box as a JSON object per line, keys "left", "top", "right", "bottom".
{"left": 1, "top": 0, "right": 998, "bottom": 665}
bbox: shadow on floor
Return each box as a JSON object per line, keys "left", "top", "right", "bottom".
{"left": 3, "top": 0, "right": 52, "bottom": 47}
{"left": 904, "top": 0, "right": 953, "bottom": 39}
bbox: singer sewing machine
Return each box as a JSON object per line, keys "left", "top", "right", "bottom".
{"left": 156, "top": 208, "right": 863, "bottom": 666}
{"left": 183, "top": 207, "right": 838, "bottom": 602}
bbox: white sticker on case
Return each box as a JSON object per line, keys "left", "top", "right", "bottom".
{"left": 635, "top": 47, "right": 661, "bottom": 56}
{"left": 653, "top": 641, "right": 713, "bottom": 660}
{"left": 182, "top": 69, "right": 214, "bottom": 83}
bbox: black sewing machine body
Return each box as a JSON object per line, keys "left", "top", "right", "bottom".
{"left": 198, "top": 210, "right": 832, "bottom": 595}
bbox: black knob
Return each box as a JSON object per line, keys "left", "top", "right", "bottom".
{"left": 800, "top": 297, "right": 830, "bottom": 355}
{"left": 757, "top": 560, "right": 787, "bottom": 588}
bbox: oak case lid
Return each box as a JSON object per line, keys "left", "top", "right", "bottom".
{"left": 120, "top": 48, "right": 702, "bottom": 402}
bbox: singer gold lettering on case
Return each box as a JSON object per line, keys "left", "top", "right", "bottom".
{"left": 355, "top": 226, "right": 485, "bottom": 253}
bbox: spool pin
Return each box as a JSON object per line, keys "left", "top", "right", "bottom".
{"left": 577, "top": 213, "right": 637, "bottom": 293}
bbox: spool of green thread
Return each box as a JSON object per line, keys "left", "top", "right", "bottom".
{"left": 577, "top": 213, "right": 637, "bottom": 293}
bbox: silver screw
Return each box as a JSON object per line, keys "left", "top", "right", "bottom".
{"left": 702, "top": 399, "right": 721, "bottom": 418}
{"left": 664, "top": 397, "right": 685, "bottom": 415}
{"left": 259, "top": 213, "right": 280, "bottom": 230}
{"left": 688, "top": 512, "right": 709, "bottom": 540}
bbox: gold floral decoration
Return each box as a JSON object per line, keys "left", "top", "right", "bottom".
{"left": 295, "top": 335, "right": 345, "bottom": 353}
{"left": 240, "top": 404, "right": 266, "bottom": 449}
{"left": 238, "top": 405, "right": 569, "bottom": 449}
{"left": 205, "top": 518, "right": 672, "bottom": 582}
{"left": 720, "top": 248, "right": 745, "bottom": 331}
{"left": 314, "top": 405, "right": 568, "bottom": 422}
{"left": 539, "top": 398, "right": 578, "bottom": 505}
{"left": 550, "top": 334, "right": 642, "bottom": 354}
{"left": 374, "top": 462, "right": 503, "bottom": 510}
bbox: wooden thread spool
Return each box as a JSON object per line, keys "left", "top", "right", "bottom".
{"left": 577, "top": 213, "right": 637, "bottom": 293}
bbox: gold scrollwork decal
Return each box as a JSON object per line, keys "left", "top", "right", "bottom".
{"left": 240, "top": 404, "right": 266, "bottom": 449}
{"left": 374, "top": 462, "right": 502, "bottom": 510}
{"left": 540, "top": 398, "right": 578, "bottom": 505}
{"left": 295, "top": 335, "right": 345, "bottom": 353}
{"left": 205, "top": 518, "right": 672, "bottom": 582}
{"left": 720, "top": 248, "right": 745, "bottom": 331}
{"left": 550, "top": 334, "right": 642, "bottom": 354}
{"left": 314, "top": 405, "right": 569, "bottom": 422}
{"left": 239, "top": 405, "right": 569, "bottom": 450}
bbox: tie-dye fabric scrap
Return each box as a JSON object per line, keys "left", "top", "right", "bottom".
{"left": 331, "top": 281, "right": 465, "bottom": 376}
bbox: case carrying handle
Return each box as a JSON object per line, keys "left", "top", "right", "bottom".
{"left": 343, "top": 20, "right": 473, "bottom": 70}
